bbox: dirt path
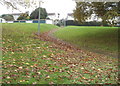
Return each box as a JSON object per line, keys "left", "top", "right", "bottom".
{"left": 33, "top": 29, "right": 118, "bottom": 84}
{"left": 39, "top": 29, "right": 81, "bottom": 52}
{"left": 35, "top": 28, "right": 111, "bottom": 61}
{"left": 41, "top": 29, "right": 117, "bottom": 58}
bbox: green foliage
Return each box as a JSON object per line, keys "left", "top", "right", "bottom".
{"left": 103, "top": 10, "right": 119, "bottom": 26}
{"left": 17, "top": 13, "right": 29, "bottom": 20}
{"left": 118, "top": 1, "right": 120, "bottom": 14}
{"left": 73, "top": 2, "right": 92, "bottom": 23}
{"left": 92, "top": 2, "right": 119, "bottom": 26}
{"left": 30, "top": 7, "right": 47, "bottom": 19}
{"left": 73, "top": 2, "right": 119, "bottom": 26}
{"left": 92, "top": 2, "right": 106, "bottom": 17}
{"left": 1, "top": 14, "right": 14, "bottom": 21}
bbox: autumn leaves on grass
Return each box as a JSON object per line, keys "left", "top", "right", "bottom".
{"left": 2, "top": 23, "right": 118, "bottom": 84}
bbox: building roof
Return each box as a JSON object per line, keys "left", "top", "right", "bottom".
{"left": 4, "top": 12, "right": 27, "bottom": 16}
{"left": 48, "top": 13, "right": 55, "bottom": 16}
{"left": 10, "top": 13, "right": 23, "bottom": 15}
{"left": 67, "top": 13, "right": 73, "bottom": 16}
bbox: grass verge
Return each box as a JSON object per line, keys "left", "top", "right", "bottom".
{"left": 54, "top": 26, "right": 119, "bottom": 57}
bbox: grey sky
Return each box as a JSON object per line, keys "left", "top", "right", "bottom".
{"left": 0, "top": 0, "right": 76, "bottom": 19}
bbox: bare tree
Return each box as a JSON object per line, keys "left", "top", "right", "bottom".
{"left": 0, "top": 0, "right": 38, "bottom": 12}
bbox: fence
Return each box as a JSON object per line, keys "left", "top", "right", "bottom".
{"left": 1, "top": 19, "right": 54, "bottom": 24}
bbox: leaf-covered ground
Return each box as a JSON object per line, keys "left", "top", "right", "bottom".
{"left": 2, "top": 23, "right": 119, "bottom": 84}
{"left": 54, "top": 26, "right": 118, "bottom": 57}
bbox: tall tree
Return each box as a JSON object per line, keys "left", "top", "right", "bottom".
{"left": 30, "top": 7, "right": 47, "bottom": 19}
{"left": 92, "top": 2, "right": 106, "bottom": 21}
{"left": 73, "top": 2, "right": 120, "bottom": 26}
{"left": 73, "top": 2, "right": 93, "bottom": 23}
{"left": 92, "top": 2, "right": 119, "bottom": 25}
{"left": 103, "top": 10, "right": 118, "bottom": 26}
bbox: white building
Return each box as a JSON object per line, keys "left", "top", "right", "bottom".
{"left": 47, "top": 13, "right": 56, "bottom": 20}
{"left": 66, "top": 13, "right": 74, "bottom": 20}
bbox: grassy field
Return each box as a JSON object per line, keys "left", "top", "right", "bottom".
{"left": 54, "top": 26, "right": 119, "bottom": 57}
{"left": 2, "top": 23, "right": 118, "bottom": 84}
{"left": 2, "top": 23, "right": 58, "bottom": 33}
{"left": 2, "top": 23, "right": 66, "bottom": 84}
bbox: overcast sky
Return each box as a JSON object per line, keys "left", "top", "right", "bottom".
{"left": 0, "top": 0, "right": 76, "bottom": 19}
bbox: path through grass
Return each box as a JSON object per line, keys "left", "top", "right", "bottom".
{"left": 2, "top": 24, "right": 119, "bottom": 84}
{"left": 54, "top": 26, "right": 118, "bottom": 57}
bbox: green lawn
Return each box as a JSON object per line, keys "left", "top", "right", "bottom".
{"left": 54, "top": 26, "right": 119, "bottom": 57}
{"left": 2, "top": 24, "right": 118, "bottom": 84}
{"left": 2, "top": 23, "right": 58, "bottom": 33}
{"left": 2, "top": 23, "right": 67, "bottom": 84}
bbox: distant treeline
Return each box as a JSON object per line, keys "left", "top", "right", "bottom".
{"left": 56, "top": 20, "right": 112, "bottom": 27}
{"left": 66, "top": 20, "right": 109, "bottom": 26}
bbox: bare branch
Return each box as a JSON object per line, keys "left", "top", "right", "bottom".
{"left": 0, "top": 0, "right": 37, "bottom": 12}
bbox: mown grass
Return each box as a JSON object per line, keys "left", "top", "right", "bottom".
{"left": 2, "top": 23, "right": 59, "bottom": 33}
{"left": 2, "top": 23, "right": 68, "bottom": 84}
{"left": 2, "top": 24, "right": 118, "bottom": 84}
{"left": 54, "top": 26, "right": 119, "bottom": 57}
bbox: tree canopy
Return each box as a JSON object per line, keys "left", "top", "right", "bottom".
{"left": 30, "top": 7, "right": 47, "bottom": 19}
{"left": 17, "top": 13, "right": 29, "bottom": 20}
{"left": 1, "top": 14, "right": 14, "bottom": 21}
{"left": 73, "top": 2, "right": 120, "bottom": 26}
{"left": 73, "top": 2, "right": 93, "bottom": 23}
